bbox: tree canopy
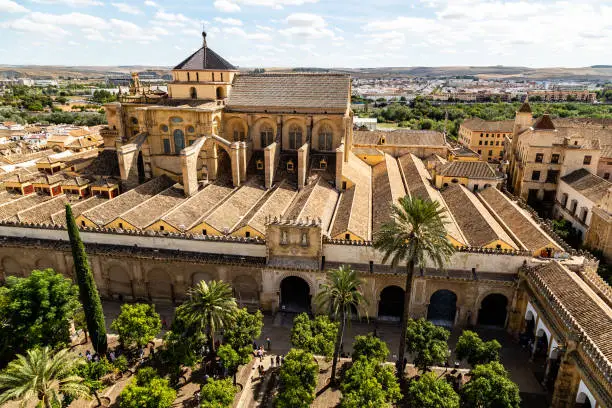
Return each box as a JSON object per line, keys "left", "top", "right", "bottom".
{"left": 351, "top": 334, "right": 389, "bottom": 363}
{"left": 0, "top": 269, "right": 79, "bottom": 364}
{"left": 339, "top": 357, "right": 401, "bottom": 408}
{"left": 406, "top": 372, "right": 460, "bottom": 408}
{"left": 111, "top": 303, "right": 161, "bottom": 349}
{"left": 405, "top": 318, "right": 450, "bottom": 372}
{"left": 290, "top": 313, "right": 338, "bottom": 357}
{"left": 275, "top": 349, "right": 318, "bottom": 408}
{"left": 199, "top": 378, "right": 237, "bottom": 408}
{"left": 461, "top": 362, "right": 521, "bottom": 408}
{"left": 456, "top": 330, "right": 501, "bottom": 367}
{"left": 119, "top": 368, "right": 176, "bottom": 408}
{"left": 0, "top": 347, "right": 89, "bottom": 408}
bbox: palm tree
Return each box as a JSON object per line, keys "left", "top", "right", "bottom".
{"left": 177, "top": 280, "right": 238, "bottom": 355}
{"left": 315, "top": 265, "right": 367, "bottom": 384}
{"left": 0, "top": 347, "right": 89, "bottom": 408}
{"left": 373, "top": 196, "right": 455, "bottom": 379}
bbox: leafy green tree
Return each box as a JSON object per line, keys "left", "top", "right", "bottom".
{"left": 66, "top": 204, "right": 108, "bottom": 354}
{"left": 405, "top": 318, "right": 450, "bottom": 372}
{"left": 275, "top": 349, "right": 318, "bottom": 408}
{"left": 162, "top": 312, "right": 208, "bottom": 367}
{"left": 120, "top": 368, "right": 175, "bottom": 408}
{"left": 75, "top": 358, "right": 113, "bottom": 406}
{"left": 222, "top": 307, "right": 263, "bottom": 352}
{"left": 315, "top": 265, "right": 367, "bottom": 382}
{"left": 461, "top": 362, "right": 520, "bottom": 408}
{"left": 339, "top": 357, "right": 401, "bottom": 408}
{"left": 290, "top": 313, "right": 338, "bottom": 357}
{"left": 0, "top": 269, "right": 79, "bottom": 364}
{"left": 0, "top": 347, "right": 89, "bottom": 408}
{"left": 200, "top": 378, "right": 237, "bottom": 408}
{"left": 456, "top": 330, "right": 501, "bottom": 367}
{"left": 373, "top": 197, "right": 455, "bottom": 377}
{"left": 218, "top": 344, "right": 249, "bottom": 385}
{"left": 111, "top": 303, "right": 161, "bottom": 349}
{"left": 119, "top": 377, "right": 176, "bottom": 408}
{"left": 352, "top": 334, "right": 389, "bottom": 363}
{"left": 406, "top": 372, "right": 460, "bottom": 408}
{"left": 176, "top": 280, "right": 238, "bottom": 354}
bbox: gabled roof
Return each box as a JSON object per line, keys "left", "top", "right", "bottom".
{"left": 173, "top": 45, "right": 237, "bottom": 70}
{"left": 226, "top": 74, "right": 350, "bottom": 111}
{"left": 518, "top": 101, "right": 532, "bottom": 113}
{"left": 353, "top": 129, "right": 445, "bottom": 147}
{"left": 561, "top": 169, "right": 612, "bottom": 204}
{"left": 533, "top": 114, "right": 556, "bottom": 130}
{"left": 436, "top": 161, "right": 502, "bottom": 180}
{"left": 461, "top": 118, "right": 514, "bottom": 133}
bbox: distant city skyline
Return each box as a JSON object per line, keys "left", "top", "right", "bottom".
{"left": 0, "top": 0, "right": 610, "bottom": 68}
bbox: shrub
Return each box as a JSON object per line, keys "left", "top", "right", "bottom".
{"left": 200, "top": 378, "right": 237, "bottom": 408}
{"left": 275, "top": 349, "right": 318, "bottom": 408}
{"left": 119, "top": 377, "right": 176, "bottom": 408}
{"left": 351, "top": 334, "right": 389, "bottom": 363}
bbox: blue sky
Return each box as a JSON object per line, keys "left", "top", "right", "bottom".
{"left": 0, "top": 0, "right": 610, "bottom": 68}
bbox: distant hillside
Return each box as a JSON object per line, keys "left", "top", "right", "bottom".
{"left": 1, "top": 64, "right": 611, "bottom": 81}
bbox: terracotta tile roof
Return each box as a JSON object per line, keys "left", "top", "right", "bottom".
{"left": 0, "top": 191, "right": 20, "bottom": 205}
{"left": 331, "top": 153, "right": 371, "bottom": 240}
{"left": 352, "top": 147, "right": 383, "bottom": 156}
{"left": 61, "top": 176, "right": 91, "bottom": 187}
{"left": 67, "top": 137, "right": 99, "bottom": 149}
{"left": 16, "top": 194, "right": 75, "bottom": 224}
{"left": 601, "top": 145, "right": 612, "bottom": 159}
{"left": 398, "top": 153, "right": 467, "bottom": 245}
{"left": 561, "top": 169, "right": 612, "bottom": 204}
{"left": 162, "top": 183, "right": 235, "bottom": 232}
{"left": 533, "top": 114, "right": 556, "bottom": 130}
{"left": 372, "top": 154, "right": 406, "bottom": 233}
{"left": 81, "top": 150, "right": 120, "bottom": 177}
{"left": 353, "top": 129, "right": 445, "bottom": 146}
{"left": 227, "top": 74, "right": 350, "bottom": 111}
{"left": 236, "top": 180, "right": 297, "bottom": 234}
{"left": 119, "top": 185, "right": 187, "bottom": 229}
{"left": 51, "top": 196, "right": 108, "bottom": 226}
{"left": 284, "top": 177, "right": 339, "bottom": 233}
{"left": 0, "top": 193, "right": 51, "bottom": 221}
{"left": 204, "top": 180, "right": 267, "bottom": 233}
{"left": 518, "top": 101, "right": 532, "bottom": 113}
{"left": 82, "top": 176, "right": 174, "bottom": 226}
{"left": 478, "top": 187, "right": 561, "bottom": 252}
{"left": 531, "top": 261, "right": 612, "bottom": 363}
{"left": 441, "top": 184, "right": 517, "bottom": 248}
{"left": 173, "top": 45, "right": 237, "bottom": 70}
{"left": 436, "top": 161, "right": 502, "bottom": 180}
{"left": 461, "top": 118, "right": 515, "bottom": 133}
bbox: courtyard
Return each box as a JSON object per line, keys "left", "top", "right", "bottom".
{"left": 94, "top": 300, "right": 550, "bottom": 407}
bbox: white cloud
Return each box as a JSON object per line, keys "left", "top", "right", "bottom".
{"left": 112, "top": 2, "right": 141, "bottom": 15}
{"left": 29, "top": 11, "right": 105, "bottom": 27}
{"left": 214, "top": 0, "right": 317, "bottom": 11}
{"left": 143, "top": 0, "right": 157, "bottom": 6}
{"left": 0, "top": 17, "right": 68, "bottom": 38}
{"left": 214, "top": 0, "right": 241, "bottom": 12}
{"left": 109, "top": 18, "right": 155, "bottom": 41}
{"left": 214, "top": 17, "right": 243, "bottom": 26}
{"left": 222, "top": 26, "right": 272, "bottom": 41}
{"left": 280, "top": 13, "right": 339, "bottom": 40}
{"left": 82, "top": 27, "right": 105, "bottom": 41}
{"left": 31, "top": 0, "right": 102, "bottom": 6}
{"left": 0, "top": 0, "right": 28, "bottom": 13}
{"left": 256, "top": 25, "right": 273, "bottom": 31}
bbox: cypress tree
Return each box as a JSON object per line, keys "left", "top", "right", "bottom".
{"left": 65, "top": 204, "right": 107, "bottom": 354}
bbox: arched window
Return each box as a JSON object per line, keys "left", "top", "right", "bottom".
{"left": 318, "top": 125, "right": 333, "bottom": 151}
{"left": 173, "top": 129, "right": 185, "bottom": 152}
{"left": 289, "top": 125, "right": 302, "bottom": 150}
{"left": 130, "top": 117, "right": 138, "bottom": 125}
{"left": 260, "top": 124, "right": 274, "bottom": 148}
{"left": 190, "top": 87, "right": 197, "bottom": 99}
{"left": 233, "top": 124, "right": 245, "bottom": 141}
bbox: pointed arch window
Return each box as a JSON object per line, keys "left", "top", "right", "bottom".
{"left": 173, "top": 129, "right": 185, "bottom": 152}
{"left": 260, "top": 124, "right": 274, "bottom": 148}
{"left": 190, "top": 87, "right": 197, "bottom": 99}
{"left": 318, "top": 125, "right": 333, "bottom": 151}
{"left": 289, "top": 124, "right": 302, "bottom": 150}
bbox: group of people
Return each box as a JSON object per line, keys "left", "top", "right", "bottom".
{"left": 80, "top": 348, "right": 120, "bottom": 363}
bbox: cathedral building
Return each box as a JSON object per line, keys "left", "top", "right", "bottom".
{"left": 0, "top": 34, "right": 610, "bottom": 407}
